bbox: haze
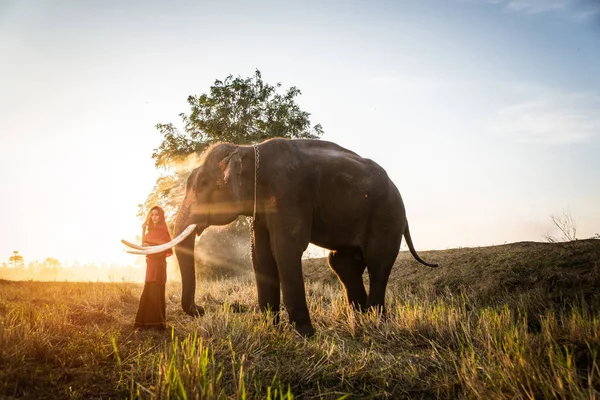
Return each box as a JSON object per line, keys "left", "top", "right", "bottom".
{"left": 1, "top": 0, "right": 599, "bottom": 266}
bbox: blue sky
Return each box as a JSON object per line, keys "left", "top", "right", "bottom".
{"left": 1, "top": 0, "right": 599, "bottom": 265}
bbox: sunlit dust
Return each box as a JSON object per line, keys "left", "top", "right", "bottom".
{"left": 194, "top": 225, "right": 252, "bottom": 273}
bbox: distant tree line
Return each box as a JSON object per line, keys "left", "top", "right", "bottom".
{"left": 1, "top": 252, "right": 149, "bottom": 282}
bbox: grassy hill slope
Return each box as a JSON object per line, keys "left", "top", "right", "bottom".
{"left": 303, "top": 239, "right": 600, "bottom": 313}
{"left": 1, "top": 239, "right": 599, "bottom": 399}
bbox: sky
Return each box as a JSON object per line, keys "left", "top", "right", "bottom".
{"left": 1, "top": 0, "right": 599, "bottom": 266}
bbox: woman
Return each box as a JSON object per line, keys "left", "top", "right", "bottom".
{"left": 134, "top": 206, "right": 172, "bottom": 330}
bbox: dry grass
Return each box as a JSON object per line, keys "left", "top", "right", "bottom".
{"left": 1, "top": 239, "right": 599, "bottom": 399}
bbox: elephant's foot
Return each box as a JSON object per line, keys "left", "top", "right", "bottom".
{"left": 184, "top": 304, "right": 205, "bottom": 317}
{"left": 270, "top": 310, "right": 282, "bottom": 327}
{"left": 350, "top": 299, "right": 367, "bottom": 312}
{"left": 292, "top": 321, "right": 315, "bottom": 337}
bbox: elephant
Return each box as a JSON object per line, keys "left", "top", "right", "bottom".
{"left": 125, "top": 138, "right": 437, "bottom": 336}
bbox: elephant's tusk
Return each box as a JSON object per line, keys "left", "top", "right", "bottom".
{"left": 120, "top": 239, "right": 146, "bottom": 250}
{"left": 121, "top": 224, "right": 197, "bottom": 255}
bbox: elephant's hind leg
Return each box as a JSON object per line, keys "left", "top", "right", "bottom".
{"left": 364, "top": 245, "right": 400, "bottom": 314}
{"left": 328, "top": 247, "right": 367, "bottom": 311}
{"left": 363, "top": 224, "right": 402, "bottom": 314}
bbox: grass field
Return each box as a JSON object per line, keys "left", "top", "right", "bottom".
{"left": 1, "top": 239, "right": 599, "bottom": 399}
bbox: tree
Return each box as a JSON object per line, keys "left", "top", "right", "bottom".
{"left": 9, "top": 250, "right": 24, "bottom": 268}
{"left": 140, "top": 69, "right": 323, "bottom": 221}
{"left": 544, "top": 210, "right": 578, "bottom": 242}
{"left": 139, "top": 70, "right": 324, "bottom": 273}
{"left": 44, "top": 257, "right": 60, "bottom": 268}
{"left": 44, "top": 257, "right": 61, "bottom": 280}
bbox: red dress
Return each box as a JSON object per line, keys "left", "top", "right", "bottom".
{"left": 134, "top": 224, "right": 172, "bottom": 330}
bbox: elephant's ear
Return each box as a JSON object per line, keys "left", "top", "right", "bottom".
{"left": 220, "top": 150, "right": 243, "bottom": 202}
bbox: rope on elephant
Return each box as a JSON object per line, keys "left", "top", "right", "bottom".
{"left": 251, "top": 144, "right": 259, "bottom": 255}
{"left": 253, "top": 143, "right": 259, "bottom": 221}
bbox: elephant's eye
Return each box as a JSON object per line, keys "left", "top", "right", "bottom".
{"left": 197, "top": 178, "right": 208, "bottom": 189}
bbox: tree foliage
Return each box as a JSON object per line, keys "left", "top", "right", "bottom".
{"left": 9, "top": 250, "right": 24, "bottom": 268}
{"left": 138, "top": 70, "right": 324, "bottom": 274}
{"left": 139, "top": 69, "right": 324, "bottom": 222}
{"left": 44, "top": 257, "right": 61, "bottom": 269}
{"left": 151, "top": 69, "right": 323, "bottom": 170}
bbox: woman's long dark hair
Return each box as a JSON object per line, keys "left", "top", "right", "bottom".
{"left": 142, "top": 206, "right": 167, "bottom": 241}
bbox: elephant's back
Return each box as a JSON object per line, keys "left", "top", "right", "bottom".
{"left": 260, "top": 137, "right": 395, "bottom": 203}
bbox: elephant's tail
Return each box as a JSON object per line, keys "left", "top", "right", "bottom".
{"left": 404, "top": 223, "right": 438, "bottom": 268}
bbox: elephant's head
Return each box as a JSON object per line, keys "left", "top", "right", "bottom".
{"left": 173, "top": 144, "right": 247, "bottom": 315}
{"left": 128, "top": 143, "right": 251, "bottom": 316}
{"left": 174, "top": 144, "right": 245, "bottom": 236}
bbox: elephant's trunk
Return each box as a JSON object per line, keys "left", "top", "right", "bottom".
{"left": 174, "top": 233, "right": 201, "bottom": 316}
{"left": 174, "top": 201, "right": 205, "bottom": 316}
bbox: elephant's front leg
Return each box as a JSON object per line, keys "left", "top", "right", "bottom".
{"left": 270, "top": 225, "right": 314, "bottom": 337}
{"left": 252, "top": 221, "right": 281, "bottom": 321}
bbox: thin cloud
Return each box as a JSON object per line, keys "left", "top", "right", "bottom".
{"left": 469, "top": 0, "right": 600, "bottom": 21}
{"left": 573, "top": 4, "right": 600, "bottom": 21}
{"left": 490, "top": 91, "right": 600, "bottom": 145}
{"left": 506, "top": 0, "right": 570, "bottom": 14}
